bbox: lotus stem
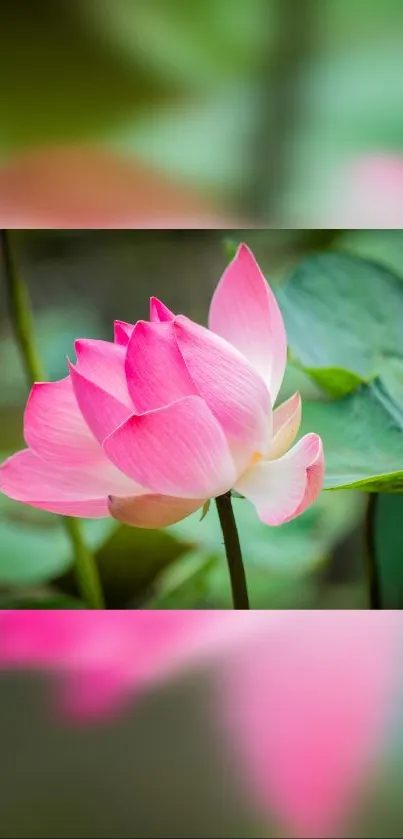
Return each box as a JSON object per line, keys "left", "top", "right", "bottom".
{"left": 1, "top": 229, "right": 104, "bottom": 610}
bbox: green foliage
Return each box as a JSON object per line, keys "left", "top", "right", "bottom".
{"left": 287, "top": 32, "right": 403, "bottom": 225}
{"left": 0, "top": 492, "right": 114, "bottom": 585}
{"left": 83, "top": 521, "right": 187, "bottom": 608}
{"left": 272, "top": 241, "right": 403, "bottom": 607}
{"left": 148, "top": 491, "right": 365, "bottom": 608}
{"left": 0, "top": 0, "right": 178, "bottom": 151}
{"left": 83, "top": 0, "right": 269, "bottom": 88}
{"left": 0, "top": 481, "right": 364, "bottom": 609}
{"left": 371, "top": 495, "right": 403, "bottom": 608}
{"left": 277, "top": 252, "right": 403, "bottom": 493}
{"left": 278, "top": 252, "right": 403, "bottom": 397}
{"left": 301, "top": 383, "right": 403, "bottom": 492}
{"left": 0, "top": 593, "right": 85, "bottom": 609}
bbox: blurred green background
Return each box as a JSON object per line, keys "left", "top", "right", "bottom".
{"left": 1, "top": 642, "right": 403, "bottom": 838}
{"left": 0, "top": 668, "right": 258, "bottom": 839}
{"left": 2, "top": 0, "right": 403, "bottom": 226}
{"left": 3, "top": 228, "right": 403, "bottom": 609}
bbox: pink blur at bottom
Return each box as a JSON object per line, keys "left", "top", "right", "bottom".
{"left": 0, "top": 610, "right": 401, "bottom": 839}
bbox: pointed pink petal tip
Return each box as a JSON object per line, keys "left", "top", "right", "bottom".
{"left": 150, "top": 297, "right": 175, "bottom": 322}
{"left": 68, "top": 359, "right": 131, "bottom": 444}
{"left": 173, "top": 315, "right": 271, "bottom": 457}
{"left": 269, "top": 391, "right": 302, "bottom": 460}
{"left": 208, "top": 243, "right": 287, "bottom": 402}
{"left": 125, "top": 319, "right": 196, "bottom": 413}
{"left": 114, "top": 320, "right": 134, "bottom": 346}
{"left": 73, "top": 338, "right": 131, "bottom": 407}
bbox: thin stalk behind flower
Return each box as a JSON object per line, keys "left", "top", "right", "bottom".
{"left": 1, "top": 230, "right": 104, "bottom": 610}
{"left": 215, "top": 492, "right": 250, "bottom": 609}
{"left": 365, "top": 492, "right": 381, "bottom": 609}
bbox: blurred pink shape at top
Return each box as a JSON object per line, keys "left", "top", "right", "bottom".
{"left": 0, "top": 610, "right": 401, "bottom": 839}
{"left": 0, "top": 146, "right": 241, "bottom": 229}
{"left": 330, "top": 153, "right": 403, "bottom": 227}
{"left": 0, "top": 610, "right": 268, "bottom": 717}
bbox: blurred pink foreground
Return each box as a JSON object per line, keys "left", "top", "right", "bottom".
{"left": 0, "top": 147, "right": 238, "bottom": 229}
{"left": 323, "top": 153, "right": 403, "bottom": 228}
{"left": 0, "top": 610, "right": 400, "bottom": 838}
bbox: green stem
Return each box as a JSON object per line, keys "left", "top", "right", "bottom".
{"left": 1, "top": 230, "right": 104, "bottom": 609}
{"left": 63, "top": 517, "right": 105, "bottom": 610}
{"left": 1, "top": 230, "right": 45, "bottom": 384}
{"left": 365, "top": 492, "right": 381, "bottom": 609}
{"left": 215, "top": 492, "right": 250, "bottom": 609}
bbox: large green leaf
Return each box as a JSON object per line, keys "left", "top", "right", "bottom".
{"left": 301, "top": 378, "right": 403, "bottom": 492}
{"left": 341, "top": 230, "right": 403, "bottom": 279}
{"left": 275, "top": 251, "right": 403, "bottom": 493}
{"left": 278, "top": 252, "right": 403, "bottom": 398}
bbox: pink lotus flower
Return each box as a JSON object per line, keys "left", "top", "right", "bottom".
{"left": 0, "top": 611, "right": 400, "bottom": 838}
{"left": 0, "top": 244, "right": 324, "bottom": 529}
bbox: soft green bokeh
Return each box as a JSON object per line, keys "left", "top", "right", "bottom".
{"left": 2, "top": 0, "right": 403, "bottom": 224}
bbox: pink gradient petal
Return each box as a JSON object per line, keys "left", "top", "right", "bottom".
{"left": 289, "top": 436, "right": 325, "bottom": 522}
{"left": 24, "top": 376, "right": 101, "bottom": 466}
{"left": 0, "top": 147, "right": 240, "bottom": 229}
{"left": 1, "top": 610, "right": 400, "bottom": 839}
{"left": 150, "top": 297, "right": 175, "bottom": 322}
{"left": 125, "top": 320, "right": 197, "bottom": 412}
{"left": 61, "top": 669, "right": 134, "bottom": 720}
{"left": 0, "top": 449, "right": 138, "bottom": 517}
{"left": 235, "top": 433, "right": 324, "bottom": 525}
{"left": 74, "top": 338, "right": 132, "bottom": 408}
{"left": 108, "top": 493, "right": 204, "bottom": 529}
{"left": 28, "top": 498, "right": 111, "bottom": 517}
{"left": 174, "top": 316, "right": 271, "bottom": 456}
{"left": 68, "top": 361, "right": 132, "bottom": 444}
{"left": 0, "top": 611, "right": 272, "bottom": 704}
{"left": 114, "top": 320, "right": 134, "bottom": 346}
{"left": 103, "top": 395, "right": 236, "bottom": 498}
{"left": 329, "top": 154, "right": 403, "bottom": 228}
{"left": 208, "top": 244, "right": 288, "bottom": 402}
{"left": 225, "top": 612, "right": 401, "bottom": 839}
{"left": 268, "top": 392, "right": 302, "bottom": 460}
